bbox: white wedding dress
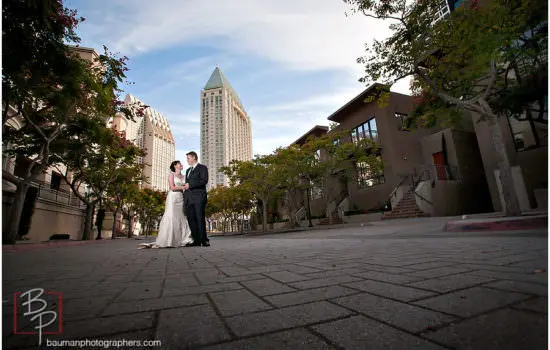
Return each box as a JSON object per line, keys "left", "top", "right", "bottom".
{"left": 138, "top": 175, "right": 193, "bottom": 248}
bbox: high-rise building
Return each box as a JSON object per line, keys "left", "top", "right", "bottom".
{"left": 110, "top": 94, "right": 176, "bottom": 192}
{"left": 200, "top": 66, "right": 252, "bottom": 190}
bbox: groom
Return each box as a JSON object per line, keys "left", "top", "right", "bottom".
{"left": 184, "top": 151, "right": 210, "bottom": 247}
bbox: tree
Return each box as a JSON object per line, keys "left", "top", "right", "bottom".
{"left": 135, "top": 189, "right": 166, "bottom": 237}
{"left": 118, "top": 182, "right": 142, "bottom": 237}
{"left": 271, "top": 145, "right": 315, "bottom": 227}
{"left": 105, "top": 136, "right": 145, "bottom": 239}
{"left": 302, "top": 129, "right": 382, "bottom": 224}
{"left": 57, "top": 128, "right": 144, "bottom": 240}
{"left": 343, "top": 0, "right": 547, "bottom": 215}
{"left": 222, "top": 156, "right": 283, "bottom": 232}
{"left": 2, "top": 0, "right": 83, "bottom": 243}
{"left": 205, "top": 186, "right": 233, "bottom": 232}
{"left": 2, "top": 0, "right": 139, "bottom": 243}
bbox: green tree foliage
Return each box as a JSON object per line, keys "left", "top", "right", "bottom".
{"left": 221, "top": 156, "right": 283, "bottom": 232}
{"left": 2, "top": 0, "right": 139, "bottom": 243}
{"left": 301, "top": 129, "right": 382, "bottom": 223}
{"left": 206, "top": 185, "right": 254, "bottom": 233}
{"left": 343, "top": 0, "right": 547, "bottom": 215}
{"left": 57, "top": 128, "right": 144, "bottom": 240}
{"left": 135, "top": 188, "right": 166, "bottom": 237}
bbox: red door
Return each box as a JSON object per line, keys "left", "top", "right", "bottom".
{"left": 432, "top": 152, "right": 447, "bottom": 180}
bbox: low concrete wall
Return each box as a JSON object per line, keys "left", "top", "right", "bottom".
{"left": 27, "top": 198, "right": 86, "bottom": 242}
{"left": 415, "top": 180, "right": 472, "bottom": 217}
{"left": 298, "top": 218, "right": 321, "bottom": 227}
{"left": 343, "top": 212, "right": 383, "bottom": 223}
{"left": 415, "top": 181, "right": 434, "bottom": 215}
{"left": 273, "top": 221, "right": 291, "bottom": 230}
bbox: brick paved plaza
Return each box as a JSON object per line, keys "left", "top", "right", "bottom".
{"left": 3, "top": 219, "right": 548, "bottom": 349}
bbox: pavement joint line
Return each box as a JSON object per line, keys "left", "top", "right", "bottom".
{"left": 329, "top": 289, "right": 464, "bottom": 320}
{"left": 323, "top": 299, "right": 455, "bottom": 350}
{"left": 191, "top": 271, "right": 203, "bottom": 287}
{"left": 205, "top": 292, "right": 239, "bottom": 339}
{"left": 304, "top": 325, "right": 348, "bottom": 350}
{"left": 236, "top": 280, "right": 280, "bottom": 309}
{"left": 341, "top": 277, "right": 445, "bottom": 296}
{"left": 509, "top": 296, "right": 548, "bottom": 315}
{"left": 404, "top": 279, "right": 502, "bottom": 302}
{"left": 466, "top": 274, "right": 549, "bottom": 286}
{"left": 97, "top": 303, "right": 209, "bottom": 317}
{"left": 477, "top": 282, "right": 548, "bottom": 296}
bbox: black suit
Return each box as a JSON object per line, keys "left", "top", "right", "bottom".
{"left": 184, "top": 163, "right": 209, "bottom": 245}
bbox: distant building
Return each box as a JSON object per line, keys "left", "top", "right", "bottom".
{"left": 200, "top": 66, "right": 252, "bottom": 190}
{"left": 111, "top": 94, "right": 176, "bottom": 192}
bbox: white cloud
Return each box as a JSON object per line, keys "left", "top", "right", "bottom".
{"left": 75, "top": 0, "right": 414, "bottom": 157}
{"left": 78, "top": 0, "right": 394, "bottom": 77}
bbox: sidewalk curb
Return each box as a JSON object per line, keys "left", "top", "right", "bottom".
{"left": 444, "top": 215, "right": 548, "bottom": 232}
{"left": 3, "top": 239, "right": 113, "bottom": 252}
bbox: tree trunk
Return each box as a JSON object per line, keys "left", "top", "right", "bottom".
{"left": 111, "top": 208, "right": 119, "bottom": 240}
{"left": 82, "top": 203, "right": 94, "bottom": 240}
{"left": 488, "top": 115, "right": 521, "bottom": 216}
{"left": 306, "top": 187, "right": 313, "bottom": 227}
{"left": 5, "top": 182, "right": 29, "bottom": 244}
{"left": 286, "top": 192, "right": 296, "bottom": 228}
{"left": 127, "top": 214, "right": 134, "bottom": 238}
{"left": 262, "top": 199, "right": 268, "bottom": 231}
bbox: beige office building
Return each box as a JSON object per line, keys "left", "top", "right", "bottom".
{"left": 200, "top": 67, "right": 252, "bottom": 190}
{"left": 112, "top": 94, "right": 176, "bottom": 192}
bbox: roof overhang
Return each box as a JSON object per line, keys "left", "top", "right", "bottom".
{"left": 327, "top": 83, "right": 390, "bottom": 123}
{"left": 291, "top": 125, "right": 329, "bottom": 146}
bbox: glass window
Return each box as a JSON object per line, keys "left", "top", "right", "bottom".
{"left": 352, "top": 117, "right": 378, "bottom": 144}
{"left": 357, "top": 158, "right": 385, "bottom": 188}
{"left": 508, "top": 108, "right": 548, "bottom": 152}
{"left": 395, "top": 113, "right": 408, "bottom": 130}
{"left": 369, "top": 119, "right": 378, "bottom": 141}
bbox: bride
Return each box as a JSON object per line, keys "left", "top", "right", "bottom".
{"left": 138, "top": 160, "right": 193, "bottom": 248}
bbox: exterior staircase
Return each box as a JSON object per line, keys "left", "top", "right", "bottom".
{"left": 318, "top": 215, "right": 344, "bottom": 225}
{"left": 381, "top": 190, "right": 429, "bottom": 220}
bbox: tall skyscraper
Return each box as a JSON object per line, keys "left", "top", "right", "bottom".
{"left": 110, "top": 94, "right": 176, "bottom": 192}
{"left": 200, "top": 66, "right": 253, "bottom": 190}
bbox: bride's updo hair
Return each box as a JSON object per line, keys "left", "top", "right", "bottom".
{"left": 170, "top": 160, "right": 181, "bottom": 172}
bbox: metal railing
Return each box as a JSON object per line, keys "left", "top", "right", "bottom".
{"left": 417, "top": 164, "right": 462, "bottom": 182}
{"left": 36, "top": 182, "right": 86, "bottom": 208}
{"left": 6, "top": 176, "right": 87, "bottom": 209}
{"left": 295, "top": 206, "right": 306, "bottom": 223}
{"left": 387, "top": 164, "right": 462, "bottom": 208}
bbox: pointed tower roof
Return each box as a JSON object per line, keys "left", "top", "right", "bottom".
{"left": 204, "top": 66, "right": 244, "bottom": 110}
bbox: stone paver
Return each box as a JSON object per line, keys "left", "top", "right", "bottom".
{"left": 333, "top": 293, "right": 456, "bottom": 333}
{"left": 3, "top": 220, "right": 547, "bottom": 349}
{"left": 209, "top": 289, "right": 272, "bottom": 316}
{"left": 413, "top": 286, "right": 531, "bottom": 317}
{"left": 201, "top": 328, "right": 333, "bottom": 349}
{"left": 343, "top": 279, "right": 437, "bottom": 301}
{"left": 312, "top": 315, "right": 446, "bottom": 349}
{"left": 225, "top": 301, "right": 352, "bottom": 337}
{"left": 423, "top": 308, "right": 547, "bottom": 349}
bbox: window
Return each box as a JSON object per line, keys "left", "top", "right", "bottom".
{"left": 508, "top": 109, "right": 548, "bottom": 152}
{"left": 315, "top": 149, "right": 321, "bottom": 160}
{"left": 308, "top": 180, "right": 322, "bottom": 200}
{"left": 50, "top": 172, "right": 62, "bottom": 190}
{"left": 395, "top": 113, "right": 408, "bottom": 130}
{"left": 352, "top": 117, "right": 378, "bottom": 144}
{"left": 357, "top": 158, "right": 385, "bottom": 188}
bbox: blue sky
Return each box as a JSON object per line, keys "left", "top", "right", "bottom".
{"left": 65, "top": 0, "right": 411, "bottom": 161}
